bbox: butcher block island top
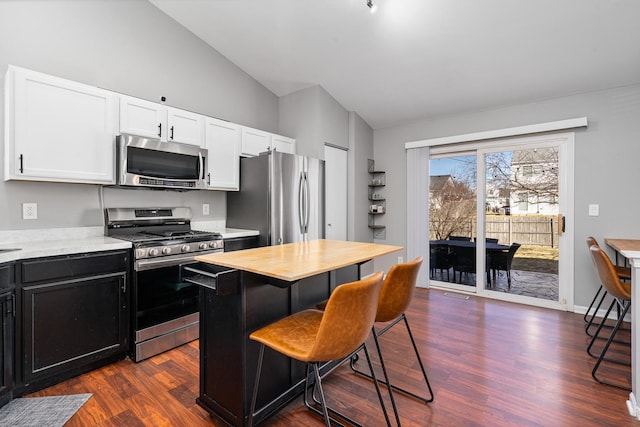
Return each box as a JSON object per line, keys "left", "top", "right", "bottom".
{"left": 194, "top": 239, "right": 402, "bottom": 282}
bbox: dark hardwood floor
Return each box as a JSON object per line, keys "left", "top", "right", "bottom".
{"left": 28, "top": 288, "right": 636, "bottom": 426}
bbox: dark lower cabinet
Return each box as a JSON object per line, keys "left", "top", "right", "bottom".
{"left": 15, "top": 250, "right": 129, "bottom": 395}
{"left": 223, "top": 236, "right": 260, "bottom": 252}
{"left": 0, "top": 262, "right": 15, "bottom": 408}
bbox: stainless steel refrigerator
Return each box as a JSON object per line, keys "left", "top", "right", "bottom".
{"left": 226, "top": 151, "right": 325, "bottom": 246}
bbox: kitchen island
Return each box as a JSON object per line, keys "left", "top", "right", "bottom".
{"left": 191, "top": 239, "right": 401, "bottom": 426}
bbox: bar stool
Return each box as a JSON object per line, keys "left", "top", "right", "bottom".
{"left": 586, "top": 245, "right": 631, "bottom": 390}
{"left": 247, "top": 272, "right": 390, "bottom": 427}
{"left": 349, "top": 256, "right": 434, "bottom": 425}
{"left": 584, "top": 237, "right": 631, "bottom": 336}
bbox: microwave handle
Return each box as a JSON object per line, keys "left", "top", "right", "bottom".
{"left": 199, "top": 153, "right": 205, "bottom": 179}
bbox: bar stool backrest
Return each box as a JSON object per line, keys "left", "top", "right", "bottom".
{"left": 376, "top": 257, "right": 423, "bottom": 323}
{"left": 309, "top": 271, "right": 384, "bottom": 362}
{"left": 589, "top": 245, "right": 631, "bottom": 301}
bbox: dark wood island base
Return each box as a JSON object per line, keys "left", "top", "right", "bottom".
{"left": 190, "top": 239, "right": 402, "bottom": 426}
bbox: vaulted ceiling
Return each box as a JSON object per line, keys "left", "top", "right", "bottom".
{"left": 150, "top": 0, "right": 640, "bottom": 129}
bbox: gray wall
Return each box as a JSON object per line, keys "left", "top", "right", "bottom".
{"left": 279, "top": 85, "right": 349, "bottom": 159}
{"left": 0, "top": 0, "right": 279, "bottom": 230}
{"left": 372, "top": 83, "right": 640, "bottom": 307}
{"left": 349, "top": 111, "right": 375, "bottom": 276}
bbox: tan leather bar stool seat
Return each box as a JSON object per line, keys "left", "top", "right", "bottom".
{"left": 584, "top": 237, "right": 631, "bottom": 336}
{"left": 247, "top": 272, "right": 390, "bottom": 427}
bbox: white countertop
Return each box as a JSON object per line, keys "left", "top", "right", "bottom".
{"left": 0, "top": 225, "right": 259, "bottom": 263}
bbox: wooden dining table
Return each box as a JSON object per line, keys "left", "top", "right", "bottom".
{"left": 604, "top": 238, "right": 640, "bottom": 419}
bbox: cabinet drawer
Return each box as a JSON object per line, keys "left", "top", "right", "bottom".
{"left": 20, "top": 251, "right": 128, "bottom": 284}
{"left": 182, "top": 264, "right": 239, "bottom": 296}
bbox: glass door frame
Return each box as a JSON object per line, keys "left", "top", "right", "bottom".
{"left": 429, "top": 132, "right": 574, "bottom": 311}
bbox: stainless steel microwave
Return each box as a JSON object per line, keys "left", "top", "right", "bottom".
{"left": 116, "top": 134, "right": 207, "bottom": 190}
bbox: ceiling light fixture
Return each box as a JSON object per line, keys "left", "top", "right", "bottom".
{"left": 366, "top": 0, "right": 378, "bottom": 14}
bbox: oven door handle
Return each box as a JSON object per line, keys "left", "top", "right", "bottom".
{"left": 135, "top": 251, "right": 220, "bottom": 271}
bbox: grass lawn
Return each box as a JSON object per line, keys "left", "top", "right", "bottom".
{"left": 511, "top": 245, "right": 559, "bottom": 274}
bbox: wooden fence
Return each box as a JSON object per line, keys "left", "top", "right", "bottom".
{"left": 430, "top": 215, "right": 560, "bottom": 247}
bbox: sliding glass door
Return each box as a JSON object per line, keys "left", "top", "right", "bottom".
{"left": 428, "top": 134, "right": 572, "bottom": 310}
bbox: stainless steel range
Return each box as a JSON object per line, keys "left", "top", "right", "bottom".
{"left": 105, "top": 207, "right": 223, "bottom": 362}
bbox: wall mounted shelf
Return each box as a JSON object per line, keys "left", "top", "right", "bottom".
{"left": 367, "top": 159, "right": 386, "bottom": 240}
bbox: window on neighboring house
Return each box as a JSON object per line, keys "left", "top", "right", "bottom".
{"left": 522, "top": 165, "right": 533, "bottom": 176}
{"left": 518, "top": 192, "right": 529, "bottom": 211}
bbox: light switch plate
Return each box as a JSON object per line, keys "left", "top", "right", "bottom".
{"left": 22, "top": 202, "right": 38, "bottom": 220}
{"left": 202, "top": 203, "right": 210, "bottom": 215}
{"left": 588, "top": 204, "right": 599, "bottom": 216}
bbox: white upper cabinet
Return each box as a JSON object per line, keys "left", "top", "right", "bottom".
{"left": 119, "top": 95, "right": 204, "bottom": 146}
{"left": 240, "top": 126, "right": 296, "bottom": 157}
{"left": 4, "top": 66, "right": 117, "bottom": 184}
{"left": 240, "top": 126, "right": 271, "bottom": 157}
{"left": 119, "top": 95, "right": 164, "bottom": 139}
{"left": 166, "top": 107, "right": 204, "bottom": 146}
{"left": 204, "top": 118, "right": 241, "bottom": 191}
{"left": 270, "top": 134, "right": 295, "bottom": 154}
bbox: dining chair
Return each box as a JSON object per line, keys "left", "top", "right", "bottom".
{"left": 586, "top": 245, "right": 631, "bottom": 390}
{"left": 489, "top": 243, "right": 521, "bottom": 288}
{"left": 451, "top": 246, "right": 491, "bottom": 285}
{"left": 584, "top": 237, "right": 631, "bottom": 336}
{"left": 430, "top": 244, "right": 452, "bottom": 281}
{"left": 247, "top": 272, "right": 390, "bottom": 427}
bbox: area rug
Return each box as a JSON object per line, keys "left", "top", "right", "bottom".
{"left": 0, "top": 393, "right": 92, "bottom": 427}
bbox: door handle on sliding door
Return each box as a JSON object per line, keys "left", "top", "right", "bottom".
{"left": 557, "top": 214, "right": 565, "bottom": 236}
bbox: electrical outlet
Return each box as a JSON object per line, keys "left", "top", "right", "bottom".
{"left": 588, "top": 204, "right": 599, "bottom": 216}
{"left": 22, "top": 202, "right": 38, "bottom": 220}
{"left": 398, "top": 256, "right": 403, "bottom": 264}
{"left": 202, "top": 203, "right": 210, "bottom": 215}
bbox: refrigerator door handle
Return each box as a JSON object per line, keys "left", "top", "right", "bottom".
{"left": 298, "top": 171, "right": 306, "bottom": 234}
{"left": 303, "top": 172, "right": 310, "bottom": 234}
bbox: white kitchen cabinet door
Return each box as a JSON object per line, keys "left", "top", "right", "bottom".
{"left": 240, "top": 126, "right": 271, "bottom": 157}
{"left": 204, "top": 118, "right": 240, "bottom": 190}
{"left": 119, "top": 95, "right": 165, "bottom": 140}
{"left": 167, "top": 107, "right": 205, "bottom": 147}
{"left": 270, "top": 134, "right": 295, "bottom": 154}
{"left": 5, "top": 66, "right": 116, "bottom": 184}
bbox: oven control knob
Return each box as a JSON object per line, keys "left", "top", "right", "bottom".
{"left": 135, "top": 249, "right": 147, "bottom": 258}
{"left": 181, "top": 244, "right": 191, "bottom": 253}
{"left": 209, "top": 241, "right": 219, "bottom": 249}
{"left": 162, "top": 247, "right": 172, "bottom": 255}
{"left": 148, "top": 248, "right": 159, "bottom": 257}
{"left": 199, "top": 242, "right": 208, "bottom": 250}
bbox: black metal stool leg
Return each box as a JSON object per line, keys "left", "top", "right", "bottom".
{"left": 584, "top": 285, "right": 603, "bottom": 323}
{"left": 592, "top": 300, "right": 632, "bottom": 390}
{"left": 247, "top": 344, "right": 265, "bottom": 427}
{"left": 371, "top": 329, "right": 402, "bottom": 426}
{"left": 350, "top": 314, "right": 434, "bottom": 404}
{"left": 305, "top": 345, "right": 391, "bottom": 427}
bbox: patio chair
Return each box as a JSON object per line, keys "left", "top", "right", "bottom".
{"left": 489, "top": 243, "right": 521, "bottom": 288}
{"left": 451, "top": 246, "right": 491, "bottom": 285}
{"left": 430, "top": 244, "right": 453, "bottom": 281}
